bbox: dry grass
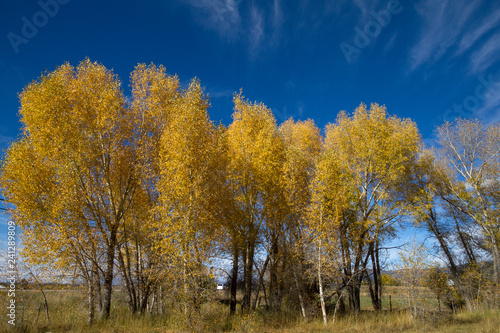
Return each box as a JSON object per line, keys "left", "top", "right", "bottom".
{"left": 0, "top": 287, "right": 499, "bottom": 333}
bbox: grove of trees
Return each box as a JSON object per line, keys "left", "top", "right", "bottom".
{"left": 1, "top": 59, "right": 499, "bottom": 326}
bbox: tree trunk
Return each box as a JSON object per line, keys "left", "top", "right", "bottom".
{"left": 348, "top": 231, "right": 365, "bottom": 313}
{"left": 332, "top": 292, "right": 344, "bottom": 325}
{"left": 490, "top": 233, "right": 500, "bottom": 285}
{"left": 100, "top": 229, "right": 117, "bottom": 319}
{"left": 117, "top": 248, "right": 137, "bottom": 313}
{"left": 347, "top": 281, "right": 361, "bottom": 313}
{"left": 252, "top": 255, "right": 269, "bottom": 310}
{"left": 230, "top": 247, "right": 239, "bottom": 315}
{"left": 93, "top": 265, "right": 102, "bottom": 314}
{"left": 183, "top": 257, "right": 189, "bottom": 316}
{"left": 88, "top": 278, "right": 95, "bottom": 325}
{"left": 318, "top": 241, "right": 327, "bottom": 326}
{"left": 366, "top": 270, "right": 377, "bottom": 310}
{"left": 430, "top": 208, "right": 460, "bottom": 277}
{"left": 293, "top": 270, "right": 307, "bottom": 320}
{"left": 373, "top": 241, "right": 382, "bottom": 311}
{"left": 242, "top": 240, "right": 255, "bottom": 312}
{"left": 269, "top": 235, "right": 280, "bottom": 312}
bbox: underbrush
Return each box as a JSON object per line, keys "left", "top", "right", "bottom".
{"left": 1, "top": 289, "right": 499, "bottom": 333}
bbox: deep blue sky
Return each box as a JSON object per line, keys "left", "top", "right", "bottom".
{"left": 1, "top": 0, "right": 500, "bottom": 257}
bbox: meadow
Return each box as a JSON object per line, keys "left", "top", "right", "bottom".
{"left": 1, "top": 286, "right": 499, "bottom": 333}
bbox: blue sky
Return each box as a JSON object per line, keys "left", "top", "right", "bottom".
{"left": 1, "top": 0, "right": 500, "bottom": 258}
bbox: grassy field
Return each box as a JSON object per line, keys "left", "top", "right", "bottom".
{"left": 0, "top": 287, "right": 499, "bottom": 332}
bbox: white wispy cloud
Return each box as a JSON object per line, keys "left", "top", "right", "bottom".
{"left": 0, "top": 135, "right": 14, "bottom": 152}
{"left": 0, "top": 214, "right": 13, "bottom": 252}
{"left": 0, "top": 135, "right": 14, "bottom": 143}
{"left": 0, "top": 214, "right": 11, "bottom": 226}
{"left": 182, "top": 0, "right": 242, "bottom": 40}
{"left": 352, "top": 0, "right": 370, "bottom": 12}
{"left": 209, "top": 89, "right": 234, "bottom": 99}
{"left": 382, "top": 32, "right": 398, "bottom": 54}
{"left": 351, "top": 0, "right": 382, "bottom": 25}
{"left": 469, "top": 33, "right": 500, "bottom": 75}
{"left": 409, "top": 0, "right": 480, "bottom": 70}
{"left": 268, "top": 0, "right": 285, "bottom": 47}
{"left": 272, "top": 0, "right": 284, "bottom": 30}
{"left": 205, "top": 84, "right": 234, "bottom": 99}
{"left": 182, "top": 0, "right": 286, "bottom": 58}
{"left": 456, "top": 8, "right": 500, "bottom": 56}
{"left": 477, "top": 80, "right": 500, "bottom": 124}
{"left": 331, "top": 0, "right": 384, "bottom": 27}
{"left": 248, "top": 0, "right": 287, "bottom": 57}
{"left": 335, "top": 0, "right": 399, "bottom": 56}
{"left": 249, "top": 5, "right": 265, "bottom": 57}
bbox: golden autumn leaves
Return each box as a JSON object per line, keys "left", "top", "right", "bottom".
{"left": 1, "top": 59, "right": 498, "bottom": 324}
{"left": 0, "top": 59, "right": 421, "bottom": 320}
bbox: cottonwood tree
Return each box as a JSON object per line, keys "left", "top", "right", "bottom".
{"left": 324, "top": 103, "right": 421, "bottom": 311}
{"left": 307, "top": 140, "right": 356, "bottom": 324}
{"left": 279, "top": 118, "right": 322, "bottom": 319}
{"left": 5, "top": 58, "right": 500, "bottom": 328}
{"left": 0, "top": 59, "right": 140, "bottom": 321}
{"left": 155, "top": 79, "right": 222, "bottom": 317}
{"left": 117, "top": 63, "right": 181, "bottom": 314}
{"left": 425, "top": 265, "right": 453, "bottom": 311}
{"left": 434, "top": 119, "right": 500, "bottom": 285}
{"left": 212, "top": 124, "right": 243, "bottom": 315}
{"left": 401, "top": 150, "right": 489, "bottom": 310}
{"left": 225, "top": 93, "right": 285, "bottom": 313}
{"left": 397, "top": 239, "right": 431, "bottom": 318}
{"left": 401, "top": 151, "right": 462, "bottom": 278}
